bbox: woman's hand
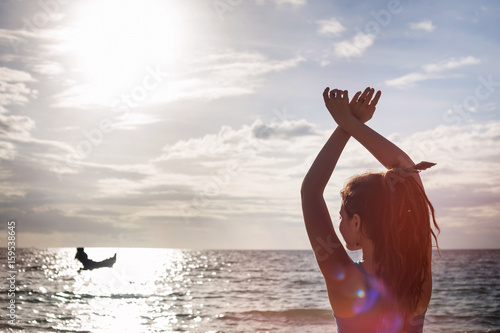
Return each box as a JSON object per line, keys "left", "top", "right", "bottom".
{"left": 322, "top": 88, "right": 353, "bottom": 126}
{"left": 349, "top": 87, "right": 381, "bottom": 123}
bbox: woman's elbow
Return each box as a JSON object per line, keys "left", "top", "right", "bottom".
{"left": 301, "top": 181, "right": 322, "bottom": 200}
{"left": 300, "top": 178, "right": 312, "bottom": 197}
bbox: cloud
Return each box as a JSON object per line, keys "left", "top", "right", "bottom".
{"left": 53, "top": 50, "right": 305, "bottom": 108}
{"left": 317, "top": 17, "right": 345, "bottom": 37}
{"left": 385, "top": 56, "right": 481, "bottom": 87}
{"left": 0, "top": 207, "right": 131, "bottom": 235}
{"left": 385, "top": 72, "right": 437, "bottom": 87}
{"left": 0, "top": 141, "right": 15, "bottom": 160}
{"left": 51, "top": 83, "right": 114, "bottom": 109}
{"left": 253, "top": 119, "right": 317, "bottom": 139}
{"left": 277, "top": 0, "right": 306, "bottom": 5}
{"left": 30, "top": 60, "right": 65, "bottom": 76}
{"left": 1, "top": 112, "right": 499, "bottom": 248}
{"left": 111, "top": 112, "right": 164, "bottom": 131}
{"left": 149, "top": 119, "right": 323, "bottom": 226}
{"left": 0, "top": 105, "right": 81, "bottom": 177}
{"left": 0, "top": 113, "right": 36, "bottom": 140}
{"left": 0, "top": 67, "right": 35, "bottom": 82}
{"left": 421, "top": 56, "right": 481, "bottom": 73}
{"left": 400, "top": 121, "right": 500, "bottom": 185}
{"left": 327, "top": 121, "right": 500, "bottom": 243}
{"left": 156, "top": 118, "right": 319, "bottom": 163}
{"left": 149, "top": 50, "right": 305, "bottom": 103}
{"left": 409, "top": 20, "right": 436, "bottom": 32}
{"left": 0, "top": 28, "right": 35, "bottom": 53}
{"left": 0, "top": 102, "right": 76, "bottom": 163}
{"left": 386, "top": 121, "right": 500, "bottom": 239}
{"left": 0, "top": 67, "right": 37, "bottom": 106}
{"left": 334, "top": 33, "right": 376, "bottom": 58}
{"left": 256, "top": 0, "right": 306, "bottom": 6}
{"left": 75, "top": 208, "right": 122, "bottom": 216}
{"left": 60, "top": 118, "right": 321, "bottom": 231}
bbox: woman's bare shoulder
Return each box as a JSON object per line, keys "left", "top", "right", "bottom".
{"left": 323, "top": 260, "right": 366, "bottom": 317}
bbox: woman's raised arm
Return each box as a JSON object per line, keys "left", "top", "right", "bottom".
{"left": 324, "top": 87, "right": 423, "bottom": 187}
{"left": 301, "top": 87, "right": 381, "bottom": 276}
{"left": 301, "top": 125, "right": 351, "bottom": 271}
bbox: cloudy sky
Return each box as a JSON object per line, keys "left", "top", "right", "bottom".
{"left": 0, "top": 0, "right": 499, "bottom": 249}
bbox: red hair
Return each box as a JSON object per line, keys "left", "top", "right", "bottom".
{"left": 340, "top": 170, "right": 440, "bottom": 317}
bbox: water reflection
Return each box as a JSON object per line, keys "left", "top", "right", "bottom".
{"left": 67, "top": 248, "right": 198, "bottom": 332}
{"left": 5, "top": 248, "right": 497, "bottom": 332}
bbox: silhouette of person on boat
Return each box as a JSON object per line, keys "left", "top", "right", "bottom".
{"left": 75, "top": 248, "right": 116, "bottom": 271}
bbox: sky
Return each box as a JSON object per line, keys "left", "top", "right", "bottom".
{"left": 0, "top": 0, "right": 499, "bottom": 249}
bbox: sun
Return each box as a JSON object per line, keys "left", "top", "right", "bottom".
{"left": 64, "top": 0, "right": 185, "bottom": 91}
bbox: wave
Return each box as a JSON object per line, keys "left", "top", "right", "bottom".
{"left": 221, "top": 308, "right": 334, "bottom": 322}
{"left": 0, "top": 290, "right": 190, "bottom": 303}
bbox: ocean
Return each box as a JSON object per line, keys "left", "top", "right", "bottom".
{"left": 1, "top": 248, "right": 499, "bottom": 332}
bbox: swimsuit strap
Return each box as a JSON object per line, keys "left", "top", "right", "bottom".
{"left": 354, "top": 260, "right": 370, "bottom": 277}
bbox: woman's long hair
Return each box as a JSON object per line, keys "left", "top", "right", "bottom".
{"left": 340, "top": 167, "right": 440, "bottom": 317}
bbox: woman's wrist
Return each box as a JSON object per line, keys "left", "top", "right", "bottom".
{"left": 337, "top": 114, "right": 361, "bottom": 135}
{"left": 335, "top": 124, "right": 351, "bottom": 139}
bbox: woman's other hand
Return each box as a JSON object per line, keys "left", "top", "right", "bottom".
{"left": 323, "top": 88, "right": 352, "bottom": 126}
{"left": 349, "top": 87, "right": 381, "bottom": 123}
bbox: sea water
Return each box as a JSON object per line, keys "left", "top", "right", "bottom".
{"left": 1, "top": 248, "right": 499, "bottom": 332}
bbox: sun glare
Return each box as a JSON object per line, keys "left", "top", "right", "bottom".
{"left": 65, "top": 0, "right": 185, "bottom": 90}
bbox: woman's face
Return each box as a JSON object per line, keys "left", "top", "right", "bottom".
{"left": 339, "top": 204, "right": 359, "bottom": 251}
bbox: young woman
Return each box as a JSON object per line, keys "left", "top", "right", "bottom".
{"left": 301, "top": 87, "right": 439, "bottom": 332}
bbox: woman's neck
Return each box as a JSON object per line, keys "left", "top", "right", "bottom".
{"left": 361, "top": 240, "right": 376, "bottom": 274}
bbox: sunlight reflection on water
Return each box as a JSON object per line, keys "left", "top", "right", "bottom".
{"left": 69, "top": 248, "right": 199, "bottom": 332}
